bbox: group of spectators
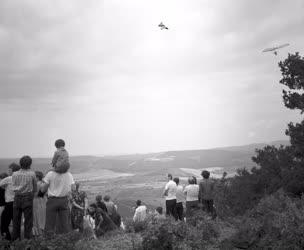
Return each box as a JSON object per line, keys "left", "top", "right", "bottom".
{"left": 164, "top": 171, "right": 216, "bottom": 221}
{"left": 0, "top": 138, "right": 217, "bottom": 242}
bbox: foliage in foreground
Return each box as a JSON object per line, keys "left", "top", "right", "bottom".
{"left": 223, "top": 191, "right": 304, "bottom": 249}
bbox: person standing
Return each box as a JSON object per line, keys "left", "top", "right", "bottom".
{"left": 184, "top": 177, "right": 199, "bottom": 218}
{"left": 12, "top": 156, "right": 37, "bottom": 240}
{"left": 32, "top": 171, "right": 47, "bottom": 236}
{"left": 0, "top": 164, "right": 20, "bottom": 240}
{"left": 199, "top": 170, "right": 216, "bottom": 219}
{"left": 163, "top": 173, "right": 177, "bottom": 218}
{"left": 71, "top": 182, "right": 88, "bottom": 232}
{"left": 173, "top": 177, "right": 185, "bottom": 221}
{"left": 41, "top": 168, "right": 75, "bottom": 235}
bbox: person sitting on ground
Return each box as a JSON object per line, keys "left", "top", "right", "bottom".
{"left": 88, "top": 203, "right": 117, "bottom": 237}
{"left": 154, "top": 206, "right": 166, "bottom": 221}
{"left": 163, "top": 173, "right": 177, "bottom": 218}
{"left": 133, "top": 200, "right": 147, "bottom": 223}
{"left": 199, "top": 170, "right": 216, "bottom": 219}
{"left": 184, "top": 176, "right": 199, "bottom": 218}
{"left": 174, "top": 177, "right": 185, "bottom": 221}
{"left": 12, "top": 156, "right": 37, "bottom": 240}
{"left": 51, "top": 139, "right": 70, "bottom": 173}
{"left": 0, "top": 164, "right": 20, "bottom": 241}
{"left": 95, "top": 194, "right": 108, "bottom": 213}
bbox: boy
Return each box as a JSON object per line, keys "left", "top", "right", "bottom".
{"left": 52, "top": 139, "right": 70, "bottom": 173}
{"left": 12, "top": 156, "right": 37, "bottom": 240}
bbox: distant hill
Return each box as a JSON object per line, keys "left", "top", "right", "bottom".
{"left": 0, "top": 140, "right": 289, "bottom": 175}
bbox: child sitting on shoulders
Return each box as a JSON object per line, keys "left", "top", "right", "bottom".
{"left": 51, "top": 139, "right": 70, "bottom": 173}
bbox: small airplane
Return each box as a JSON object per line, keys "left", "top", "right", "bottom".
{"left": 158, "top": 22, "right": 168, "bottom": 30}
{"left": 262, "top": 43, "right": 290, "bottom": 55}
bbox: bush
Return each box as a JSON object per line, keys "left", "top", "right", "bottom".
{"left": 226, "top": 191, "right": 304, "bottom": 249}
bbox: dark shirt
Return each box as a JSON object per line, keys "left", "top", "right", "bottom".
{"left": 96, "top": 201, "right": 108, "bottom": 213}
{"left": 0, "top": 187, "right": 5, "bottom": 206}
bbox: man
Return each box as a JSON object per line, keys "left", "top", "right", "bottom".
{"left": 41, "top": 168, "right": 75, "bottom": 235}
{"left": 0, "top": 163, "right": 20, "bottom": 240}
{"left": 163, "top": 173, "right": 177, "bottom": 218}
{"left": 12, "top": 156, "right": 37, "bottom": 240}
{"left": 199, "top": 170, "right": 216, "bottom": 219}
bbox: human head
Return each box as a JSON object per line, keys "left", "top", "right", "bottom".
{"left": 173, "top": 177, "right": 179, "bottom": 185}
{"left": 96, "top": 195, "right": 102, "bottom": 203}
{"left": 88, "top": 203, "right": 97, "bottom": 214}
{"left": 104, "top": 195, "right": 110, "bottom": 202}
{"left": 167, "top": 173, "right": 173, "bottom": 180}
{"left": 55, "top": 139, "right": 65, "bottom": 149}
{"left": 192, "top": 176, "right": 197, "bottom": 184}
{"left": 136, "top": 200, "right": 141, "bottom": 207}
{"left": 19, "top": 156, "right": 32, "bottom": 170}
{"left": 156, "top": 206, "right": 163, "bottom": 215}
{"left": 201, "top": 170, "right": 210, "bottom": 179}
{"left": 35, "top": 171, "right": 44, "bottom": 181}
{"left": 188, "top": 177, "right": 195, "bottom": 184}
{"left": 0, "top": 172, "right": 8, "bottom": 180}
{"left": 8, "top": 162, "right": 20, "bottom": 175}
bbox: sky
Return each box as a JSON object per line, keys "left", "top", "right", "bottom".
{"left": 0, "top": 0, "right": 304, "bottom": 157}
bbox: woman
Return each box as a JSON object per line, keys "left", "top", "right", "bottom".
{"left": 184, "top": 177, "right": 199, "bottom": 218}
{"left": 71, "top": 182, "right": 88, "bottom": 232}
{"left": 32, "top": 171, "right": 47, "bottom": 236}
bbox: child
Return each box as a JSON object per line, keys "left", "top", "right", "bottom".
{"left": 51, "top": 139, "right": 70, "bottom": 173}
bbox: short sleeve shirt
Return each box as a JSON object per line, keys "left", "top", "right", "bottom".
{"left": 165, "top": 180, "right": 177, "bottom": 200}
{"left": 184, "top": 184, "right": 199, "bottom": 201}
{"left": 44, "top": 171, "right": 75, "bottom": 197}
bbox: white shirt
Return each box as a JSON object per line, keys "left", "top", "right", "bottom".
{"left": 43, "top": 171, "right": 75, "bottom": 197}
{"left": 133, "top": 205, "right": 147, "bottom": 222}
{"left": 184, "top": 184, "right": 199, "bottom": 201}
{"left": 164, "top": 180, "right": 177, "bottom": 200}
{"left": 176, "top": 185, "right": 185, "bottom": 203}
{"left": 0, "top": 176, "right": 14, "bottom": 203}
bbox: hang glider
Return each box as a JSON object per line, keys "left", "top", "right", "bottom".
{"left": 158, "top": 22, "right": 168, "bottom": 30}
{"left": 262, "top": 43, "right": 290, "bottom": 55}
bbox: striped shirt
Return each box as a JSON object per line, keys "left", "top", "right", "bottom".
{"left": 0, "top": 176, "right": 15, "bottom": 202}
{"left": 12, "top": 169, "right": 37, "bottom": 195}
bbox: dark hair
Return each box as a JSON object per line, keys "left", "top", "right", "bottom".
{"left": 201, "top": 170, "right": 210, "bottom": 179}
{"left": 104, "top": 195, "right": 110, "bottom": 202}
{"left": 173, "top": 177, "right": 179, "bottom": 185}
{"left": 35, "top": 171, "right": 44, "bottom": 181}
{"left": 192, "top": 176, "right": 197, "bottom": 184}
{"left": 55, "top": 139, "right": 65, "bottom": 148}
{"left": 9, "top": 163, "right": 21, "bottom": 172}
{"left": 188, "top": 177, "right": 194, "bottom": 184}
{"left": 19, "top": 156, "right": 32, "bottom": 169}
{"left": 136, "top": 200, "right": 141, "bottom": 206}
{"left": 168, "top": 173, "right": 173, "bottom": 180}
{"left": 0, "top": 172, "right": 8, "bottom": 179}
{"left": 96, "top": 195, "right": 102, "bottom": 202}
{"left": 156, "top": 206, "right": 163, "bottom": 214}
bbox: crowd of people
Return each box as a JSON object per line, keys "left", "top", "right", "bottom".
{"left": 0, "top": 139, "right": 216, "bottom": 242}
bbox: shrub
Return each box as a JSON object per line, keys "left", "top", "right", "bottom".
{"left": 226, "top": 191, "right": 304, "bottom": 249}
